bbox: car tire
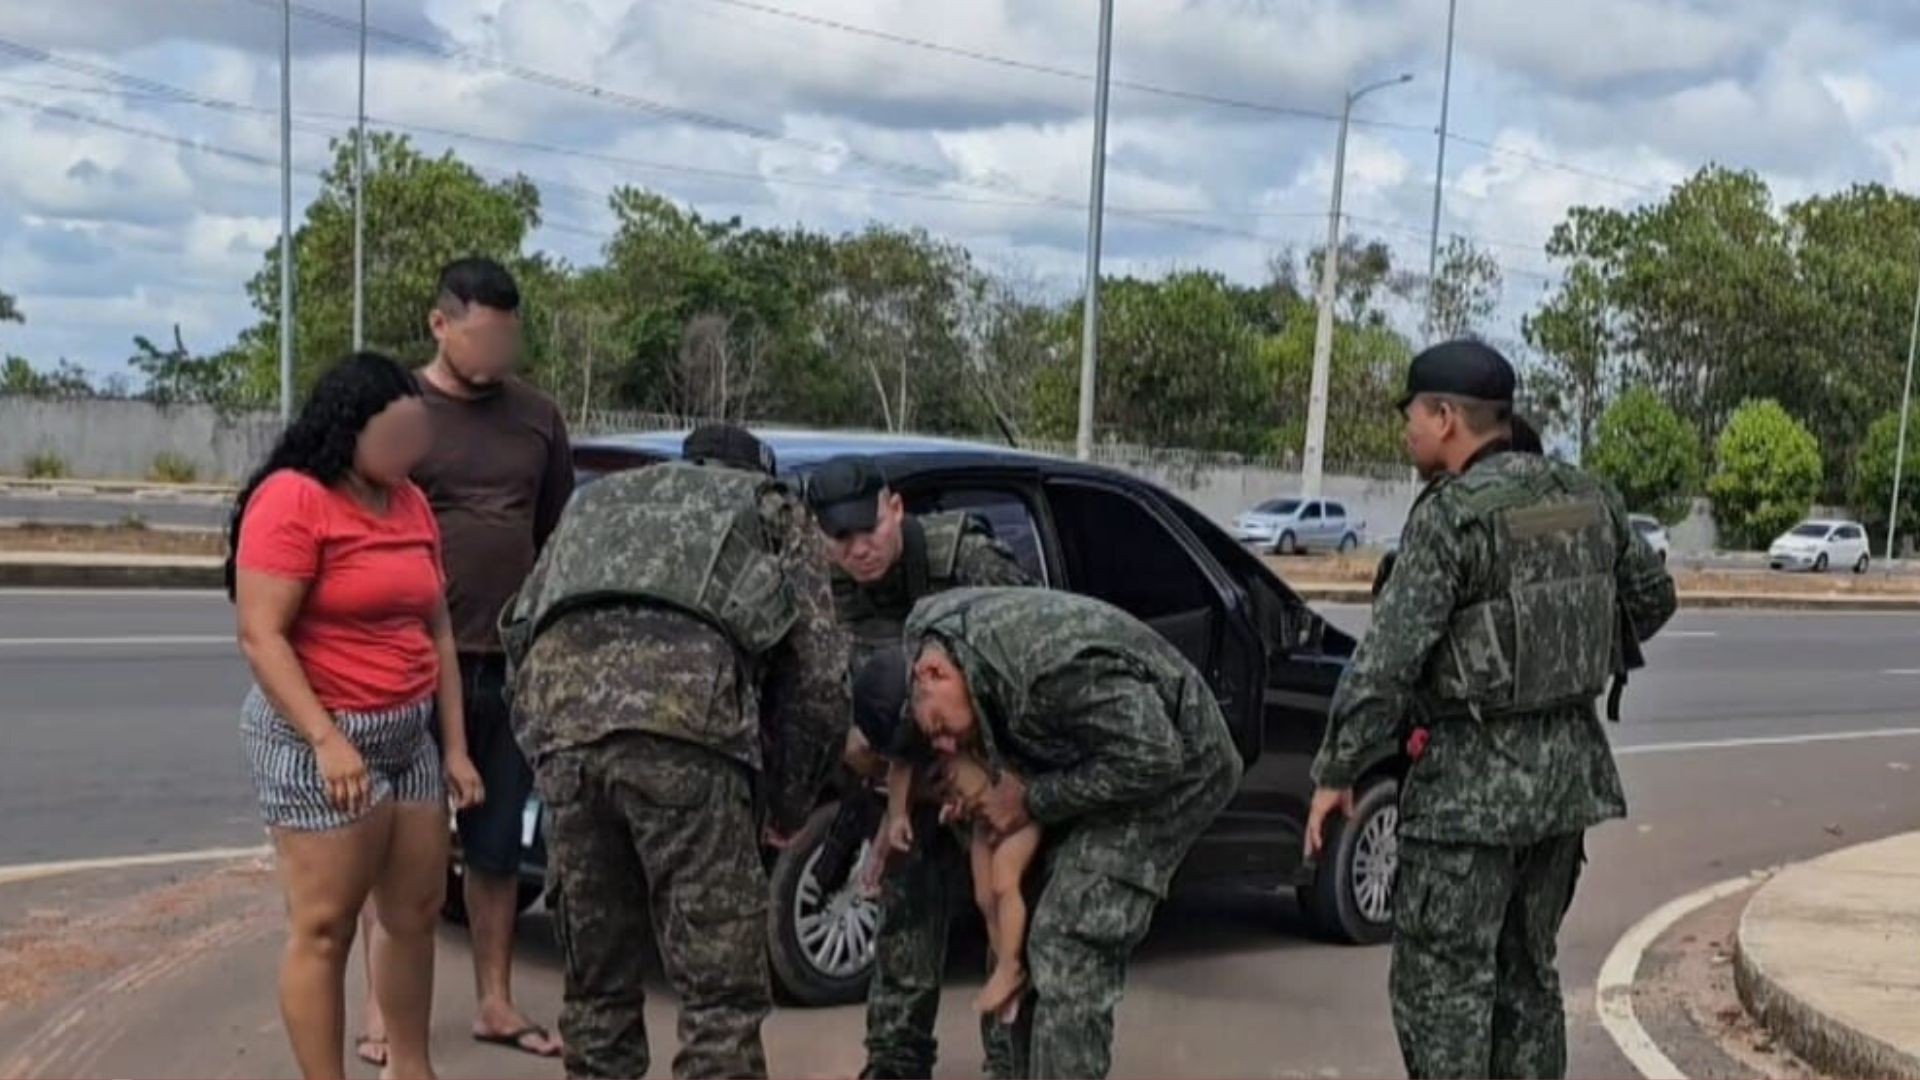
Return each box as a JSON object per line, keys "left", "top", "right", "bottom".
{"left": 1297, "top": 776, "right": 1398, "bottom": 946}
{"left": 1814, "top": 553, "right": 1829, "bottom": 573}
{"left": 1337, "top": 533, "right": 1358, "bottom": 554}
{"left": 440, "top": 860, "right": 543, "bottom": 925}
{"left": 1855, "top": 553, "right": 1871, "bottom": 574}
{"left": 1272, "top": 530, "right": 1298, "bottom": 556}
{"left": 767, "top": 802, "right": 880, "bottom": 1007}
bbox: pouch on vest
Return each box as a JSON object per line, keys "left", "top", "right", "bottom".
{"left": 1434, "top": 491, "right": 1617, "bottom": 716}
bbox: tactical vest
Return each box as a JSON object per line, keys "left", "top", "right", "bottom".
{"left": 501, "top": 461, "right": 799, "bottom": 666}
{"left": 1430, "top": 457, "right": 1618, "bottom": 717}
{"left": 831, "top": 511, "right": 970, "bottom": 666}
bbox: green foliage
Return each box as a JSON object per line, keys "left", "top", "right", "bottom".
{"left": 23, "top": 451, "right": 67, "bottom": 479}
{"left": 1707, "top": 399, "right": 1823, "bottom": 549}
{"left": 1849, "top": 409, "right": 1920, "bottom": 546}
{"left": 147, "top": 452, "right": 199, "bottom": 484}
{"left": 1587, "top": 387, "right": 1702, "bottom": 523}
{"left": 1, "top": 356, "right": 95, "bottom": 398}
{"left": 0, "top": 289, "right": 20, "bottom": 324}
{"left": 1425, "top": 235, "right": 1503, "bottom": 340}
{"left": 127, "top": 326, "right": 252, "bottom": 408}
{"left": 1257, "top": 301, "right": 1412, "bottom": 466}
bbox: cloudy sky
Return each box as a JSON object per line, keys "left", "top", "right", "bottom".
{"left": 3, "top": 0, "right": 1920, "bottom": 380}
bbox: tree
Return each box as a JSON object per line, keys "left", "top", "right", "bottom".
{"left": 0, "top": 290, "right": 21, "bottom": 324}
{"left": 1, "top": 356, "right": 94, "bottom": 397}
{"left": 127, "top": 325, "right": 255, "bottom": 407}
{"left": 1587, "top": 387, "right": 1702, "bottom": 524}
{"left": 1707, "top": 399, "right": 1823, "bottom": 549}
{"left": 1425, "top": 235, "right": 1503, "bottom": 340}
{"left": 1258, "top": 301, "right": 1413, "bottom": 467}
{"left": 1849, "top": 409, "right": 1920, "bottom": 551}
{"left": 1305, "top": 236, "right": 1418, "bottom": 326}
{"left": 237, "top": 131, "right": 543, "bottom": 396}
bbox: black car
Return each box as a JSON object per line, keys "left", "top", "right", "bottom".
{"left": 449, "top": 429, "right": 1405, "bottom": 1006}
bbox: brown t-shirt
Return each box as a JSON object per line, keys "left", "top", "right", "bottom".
{"left": 412, "top": 373, "right": 574, "bottom": 654}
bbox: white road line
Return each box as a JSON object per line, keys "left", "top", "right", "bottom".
{"left": 0, "top": 844, "right": 269, "bottom": 887}
{"left": 1663, "top": 631, "right": 1718, "bottom": 638}
{"left": 1882, "top": 669, "right": 1920, "bottom": 676}
{"left": 0, "top": 635, "right": 230, "bottom": 647}
{"left": 0, "top": 588, "right": 225, "bottom": 599}
{"left": 1616, "top": 727, "right": 1920, "bottom": 755}
{"left": 1596, "top": 873, "right": 1766, "bottom": 1080}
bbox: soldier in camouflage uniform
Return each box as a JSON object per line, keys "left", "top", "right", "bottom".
{"left": 1307, "top": 342, "right": 1676, "bottom": 1079}
{"left": 502, "top": 424, "right": 850, "bottom": 1080}
{"left": 901, "top": 587, "right": 1244, "bottom": 1080}
{"left": 803, "top": 454, "right": 1033, "bottom": 1080}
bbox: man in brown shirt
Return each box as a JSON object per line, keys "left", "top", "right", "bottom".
{"left": 357, "top": 257, "right": 572, "bottom": 1065}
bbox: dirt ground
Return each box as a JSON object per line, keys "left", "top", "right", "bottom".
{"left": 0, "top": 524, "right": 224, "bottom": 557}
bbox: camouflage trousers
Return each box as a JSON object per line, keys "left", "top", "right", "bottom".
{"left": 863, "top": 801, "right": 1015, "bottom": 1079}
{"left": 1389, "top": 833, "right": 1587, "bottom": 1079}
{"left": 539, "top": 732, "right": 772, "bottom": 1080}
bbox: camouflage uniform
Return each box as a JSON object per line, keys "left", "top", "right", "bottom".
{"left": 846, "top": 512, "right": 1032, "bottom": 1080}
{"left": 507, "top": 463, "right": 849, "bottom": 1080}
{"left": 1312, "top": 448, "right": 1676, "bottom": 1080}
{"left": 906, "top": 588, "right": 1244, "bottom": 1080}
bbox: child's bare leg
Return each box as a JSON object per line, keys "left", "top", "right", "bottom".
{"left": 974, "top": 823, "right": 1041, "bottom": 1022}
{"left": 969, "top": 827, "right": 999, "bottom": 962}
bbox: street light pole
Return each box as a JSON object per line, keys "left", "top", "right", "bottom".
{"left": 1887, "top": 246, "right": 1920, "bottom": 560}
{"left": 1424, "top": 0, "right": 1458, "bottom": 341}
{"left": 278, "top": 0, "right": 294, "bottom": 422}
{"left": 1302, "top": 73, "right": 1411, "bottom": 499}
{"left": 352, "top": 0, "right": 367, "bottom": 351}
{"left": 1074, "top": 0, "right": 1115, "bottom": 462}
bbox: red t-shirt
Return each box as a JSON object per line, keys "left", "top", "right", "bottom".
{"left": 237, "top": 469, "right": 444, "bottom": 713}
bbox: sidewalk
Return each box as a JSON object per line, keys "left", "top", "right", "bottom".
{"left": 1736, "top": 831, "right": 1920, "bottom": 1078}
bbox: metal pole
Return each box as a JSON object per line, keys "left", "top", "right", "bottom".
{"left": 1074, "top": 0, "right": 1115, "bottom": 462}
{"left": 1887, "top": 248, "right": 1920, "bottom": 560}
{"left": 278, "top": 0, "right": 294, "bottom": 421}
{"left": 1424, "top": 0, "right": 1458, "bottom": 341}
{"left": 351, "top": 0, "right": 367, "bottom": 350}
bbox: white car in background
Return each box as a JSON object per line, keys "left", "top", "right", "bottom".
{"left": 1629, "top": 515, "right": 1670, "bottom": 564}
{"left": 1768, "top": 519, "right": 1871, "bottom": 574}
{"left": 1233, "top": 497, "right": 1364, "bottom": 554}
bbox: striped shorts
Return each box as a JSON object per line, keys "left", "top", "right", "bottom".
{"left": 240, "top": 686, "right": 444, "bottom": 831}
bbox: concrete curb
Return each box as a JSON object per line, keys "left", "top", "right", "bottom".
{"left": 0, "top": 554, "right": 223, "bottom": 589}
{"left": 1734, "top": 831, "right": 1920, "bottom": 1080}
{"left": 0, "top": 477, "right": 235, "bottom": 500}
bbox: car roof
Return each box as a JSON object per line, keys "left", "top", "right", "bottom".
{"left": 575, "top": 428, "right": 1050, "bottom": 472}
{"left": 1797, "top": 519, "right": 1855, "bottom": 528}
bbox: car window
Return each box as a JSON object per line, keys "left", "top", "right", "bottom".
{"left": 1300, "top": 503, "right": 1322, "bottom": 520}
{"left": 901, "top": 485, "right": 1048, "bottom": 584}
{"left": 1632, "top": 519, "right": 1659, "bottom": 535}
{"left": 1325, "top": 502, "right": 1346, "bottom": 520}
{"left": 1790, "top": 524, "right": 1831, "bottom": 539}
{"left": 1045, "top": 480, "right": 1214, "bottom": 624}
{"left": 1256, "top": 498, "right": 1301, "bottom": 515}
{"left": 1840, "top": 526, "right": 1864, "bottom": 540}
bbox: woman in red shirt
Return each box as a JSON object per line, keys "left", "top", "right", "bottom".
{"left": 230, "top": 352, "right": 483, "bottom": 1080}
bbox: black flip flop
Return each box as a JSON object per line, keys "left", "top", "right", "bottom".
{"left": 354, "top": 1034, "right": 388, "bottom": 1068}
{"left": 473, "top": 1025, "right": 562, "bottom": 1059}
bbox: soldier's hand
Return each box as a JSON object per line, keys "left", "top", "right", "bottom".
{"left": 883, "top": 810, "right": 916, "bottom": 853}
{"left": 978, "top": 773, "right": 1031, "bottom": 838}
{"left": 1304, "top": 786, "right": 1355, "bottom": 861}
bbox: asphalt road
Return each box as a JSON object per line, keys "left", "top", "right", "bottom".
{"left": 6, "top": 590, "right": 1920, "bottom": 1077}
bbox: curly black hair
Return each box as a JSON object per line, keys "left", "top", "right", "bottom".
{"left": 225, "top": 352, "right": 421, "bottom": 599}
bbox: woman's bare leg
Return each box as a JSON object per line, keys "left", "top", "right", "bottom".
{"left": 370, "top": 802, "right": 450, "bottom": 1080}
{"left": 975, "top": 824, "right": 1042, "bottom": 1022}
{"left": 357, "top": 909, "right": 388, "bottom": 1066}
{"left": 272, "top": 804, "right": 393, "bottom": 1080}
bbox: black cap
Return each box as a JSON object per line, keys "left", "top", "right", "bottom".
{"left": 683, "top": 424, "right": 776, "bottom": 475}
{"left": 852, "top": 646, "right": 910, "bottom": 752}
{"left": 1396, "top": 339, "right": 1517, "bottom": 411}
{"left": 806, "top": 454, "right": 888, "bottom": 538}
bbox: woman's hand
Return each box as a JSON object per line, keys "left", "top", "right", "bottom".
{"left": 315, "top": 733, "right": 371, "bottom": 816}
{"left": 444, "top": 751, "right": 486, "bottom": 811}
{"left": 883, "top": 809, "right": 916, "bottom": 854}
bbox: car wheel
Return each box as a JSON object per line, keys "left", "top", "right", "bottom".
{"left": 1337, "top": 533, "right": 1358, "bottom": 554}
{"left": 440, "top": 860, "right": 542, "bottom": 924}
{"left": 767, "top": 802, "right": 880, "bottom": 1007}
{"left": 1855, "top": 553, "right": 1871, "bottom": 574}
{"left": 1297, "top": 777, "right": 1398, "bottom": 945}
{"left": 1272, "top": 530, "right": 1298, "bottom": 556}
{"left": 1814, "top": 552, "right": 1829, "bottom": 573}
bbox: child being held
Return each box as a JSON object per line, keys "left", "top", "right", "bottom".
{"left": 854, "top": 653, "right": 1040, "bottom": 1023}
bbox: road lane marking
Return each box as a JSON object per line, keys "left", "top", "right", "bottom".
{"left": 1617, "top": 727, "right": 1920, "bottom": 755}
{"left": 0, "top": 844, "right": 269, "bottom": 886}
{"left": 0, "top": 635, "right": 230, "bottom": 647}
{"left": 0, "top": 587, "right": 225, "bottom": 599}
{"left": 1597, "top": 873, "right": 1768, "bottom": 1079}
{"left": 1882, "top": 669, "right": 1920, "bottom": 675}
{"left": 1663, "top": 631, "right": 1718, "bottom": 638}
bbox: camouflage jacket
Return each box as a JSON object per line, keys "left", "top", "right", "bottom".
{"left": 906, "top": 587, "right": 1244, "bottom": 895}
{"left": 833, "top": 511, "right": 1032, "bottom": 673}
{"left": 1311, "top": 451, "right": 1677, "bottom": 844}
{"left": 510, "top": 479, "right": 850, "bottom": 834}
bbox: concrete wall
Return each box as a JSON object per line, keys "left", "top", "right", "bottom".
{"left": 0, "top": 398, "right": 278, "bottom": 483}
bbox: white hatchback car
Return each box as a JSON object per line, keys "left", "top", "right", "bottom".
{"left": 1628, "top": 515, "right": 1670, "bottom": 564}
{"left": 1768, "top": 520, "right": 1872, "bottom": 574}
